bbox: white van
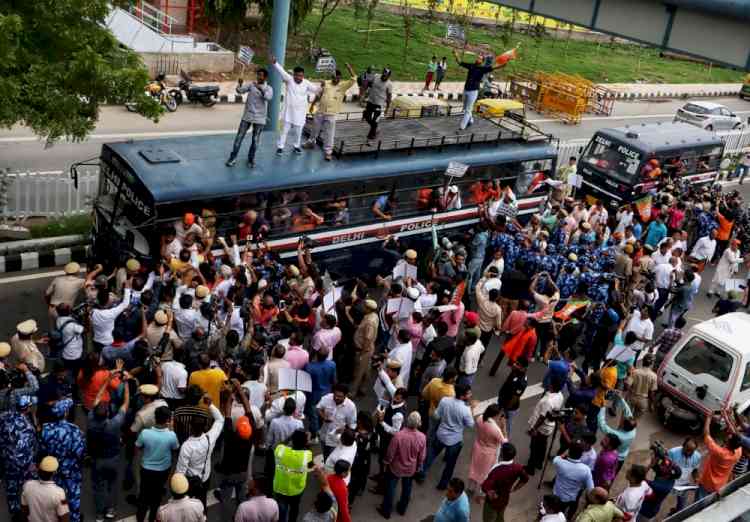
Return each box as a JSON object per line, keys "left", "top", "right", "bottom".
{"left": 657, "top": 312, "right": 750, "bottom": 432}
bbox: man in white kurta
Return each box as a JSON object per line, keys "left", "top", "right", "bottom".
{"left": 271, "top": 57, "right": 321, "bottom": 154}
{"left": 710, "top": 239, "right": 743, "bottom": 296}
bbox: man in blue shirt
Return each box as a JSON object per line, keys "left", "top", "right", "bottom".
{"left": 598, "top": 393, "right": 637, "bottom": 473}
{"left": 416, "top": 384, "right": 475, "bottom": 489}
{"left": 644, "top": 215, "right": 667, "bottom": 249}
{"left": 552, "top": 440, "right": 594, "bottom": 519}
{"left": 434, "top": 478, "right": 470, "bottom": 522}
{"left": 135, "top": 405, "right": 179, "bottom": 522}
{"left": 304, "top": 347, "right": 337, "bottom": 441}
{"left": 668, "top": 438, "right": 702, "bottom": 513}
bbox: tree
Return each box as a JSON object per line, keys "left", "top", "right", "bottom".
{"left": 364, "top": 0, "right": 380, "bottom": 48}
{"left": 255, "top": 0, "right": 314, "bottom": 35}
{"left": 0, "top": 0, "right": 162, "bottom": 143}
{"left": 204, "top": 0, "right": 252, "bottom": 47}
{"left": 426, "top": 0, "right": 440, "bottom": 25}
{"left": 311, "top": 0, "right": 343, "bottom": 48}
{"left": 399, "top": 0, "right": 415, "bottom": 62}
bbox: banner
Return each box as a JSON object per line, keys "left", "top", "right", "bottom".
{"left": 634, "top": 194, "right": 652, "bottom": 222}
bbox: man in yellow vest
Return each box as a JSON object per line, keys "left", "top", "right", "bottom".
{"left": 273, "top": 429, "right": 313, "bottom": 522}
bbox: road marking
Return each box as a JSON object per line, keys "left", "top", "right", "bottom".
{"left": 0, "top": 267, "right": 87, "bottom": 284}
{"left": 0, "top": 129, "right": 237, "bottom": 143}
{"left": 1, "top": 110, "right": 749, "bottom": 144}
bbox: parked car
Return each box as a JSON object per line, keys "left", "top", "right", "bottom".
{"left": 657, "top": 313, "right": 750, "bottom": 432}
{"left": 674, "top": 101, "right": 744, "bottom": 131}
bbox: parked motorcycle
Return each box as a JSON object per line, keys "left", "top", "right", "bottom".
{"left": 170, "top": 71, "right": 220, "bottom": 107}
{"left": 126, "top": 74, "right": 178, "bottom": 112}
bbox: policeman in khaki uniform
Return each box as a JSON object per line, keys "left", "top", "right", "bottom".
{"left": 21, "top": 456, "right": 69, "bottom": 522}
{"left": 155, "top": 473, "right": 205, "bottom": 522}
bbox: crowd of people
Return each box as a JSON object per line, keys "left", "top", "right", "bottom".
{"left": 0, "top": 172, "right": 749, "bottom": 522}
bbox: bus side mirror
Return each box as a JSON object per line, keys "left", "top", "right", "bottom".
{"left": 70, "top": 165, "right": 79, "bottom": 189}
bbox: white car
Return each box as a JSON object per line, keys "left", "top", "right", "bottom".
{"left": 674, "top": 101, "right": 744, "bottom": 131}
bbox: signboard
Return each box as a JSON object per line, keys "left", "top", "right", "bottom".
{"left": 445, "top": 161, "right": 469, "bottom": 178}
{"left": 446, "top": 23, "right": 465, "bottom": 42}
{"left": 316, "top": 56, "right": 337, "bottom": 74}
{"left": 237, "top": 46, "right": 254, "bottom": 65}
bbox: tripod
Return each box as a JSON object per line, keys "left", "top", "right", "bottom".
{"left": 537, "top": 417, "right": 562, "bottom": 490}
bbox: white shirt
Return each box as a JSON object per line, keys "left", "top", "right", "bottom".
{"left": 625, "top": 310, "right": 654, "bottom": 353}
{"left": 654, "top": 263, "right": 674, "bottom": 289}
{"left": 528, "top": 391, "right": 564, "bottom": 436}
{"left": 691, "top": 236, "right": 717, "bottom": 261}
{"left": 57, "top": 316, "right": 84, "bottom": 361}
{"left": 156, "top": 497, "right": 205, "bottom": 522}
{"left": 160, "top": 360, "right": 188, "bottom": 399}
{"left": 323, "top": 439, "right": 358, "bottom": 484}
{"left": 242, "top": 380, "right": 267, "bottom": 409}
{"left": 388, "top": 341, "right": 413, "bottom": 388}
{"left": 651, "top": 250, "right": 672, "bottom": 266}
{"left": 265, "top": 391, "right": 306, "bottom": 422}
{"left": 91, "top": 289, "right": 131, "bottom": 346}
{"left": 273, "top": 62, "right": 321, "bottom": 125}
{"left": 616, "top": 482, "right": 652, "bottom": 516}
{"left": 173, "top": 307, "right": 200, "bottom": 339}
{"left": 175, "top": 404, "right": 224, "bottom": 482}
{"left": 540, "top": 514, "right": 566, "bottom": 522}
{"left": 484, "top": 257, "right": 505, "bottom": 277}
{"left": 316, "top": 394, "right": 357, "bottom": 448}
{"left": 615, "top": 210, "right": 633, "bottom": 234}
{"left": 460, "top": 339, "right": 485, "bottom": 375}
{"left": 21, "top": 480, "right": 69, "bottom": 522}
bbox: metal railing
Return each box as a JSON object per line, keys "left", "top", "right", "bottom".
{"left": 3, "top": 128, "right": 750, "bottom": 219}
{"left": 0, "top": 169, "right": 98, "bottom": 220}
{"left": 129, "top": 1, "right": 177, "bottom": 36}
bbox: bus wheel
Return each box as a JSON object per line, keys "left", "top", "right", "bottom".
{"left": 705, "top": 125, "right": 713, "bottom": 131}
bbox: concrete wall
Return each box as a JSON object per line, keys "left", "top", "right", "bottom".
{"left": 140, "top": 50, "right": 235, "bottom": 74}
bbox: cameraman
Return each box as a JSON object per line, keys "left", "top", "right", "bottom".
{"left": 0, "top": 361, "right": 38, "bottom": 413}
{"left": 56, "top": 304, "right": 85, "bottom": 385}
{"left": 525, "top": 376, "right": 564, "bottom": 476}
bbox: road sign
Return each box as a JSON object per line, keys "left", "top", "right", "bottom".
{"left": 446, "top": 24, "right": 465, "bottom": 42}
{"left": 445, "top": 161, "right": 469, "bottom": 178}
{"left": 237, "top": 46, "right": 254, "bottom": 65}
{"left": 316, "top": 56, "right": 337, "bottom": 74}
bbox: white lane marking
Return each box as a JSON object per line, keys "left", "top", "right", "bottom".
{"left": 0, "top": 267, "right": 87, "bottom": 284}
{"left": 1, "top": 109, "right": 749, "bottom": 143}
{"left": 0, "top": 129, "right": 237, "bottom": 143}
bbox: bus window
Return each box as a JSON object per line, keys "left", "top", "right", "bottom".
{"left": 581, "top": 135, "right": 642, "bottom": 182}
{"left": 515, "top": 159, "right": 553, "bottom": 196}
{"left": 662, "top": 156, "right": 687, "bottom": 178}
{"left": 696, "top": 151, "right": 722, "bottom": 173}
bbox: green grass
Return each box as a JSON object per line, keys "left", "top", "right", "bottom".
{"left": 290, "top": 5, "right": 745, "bottom": 84}
{"left": 29, "top": 214, "right": 92, "bottom": 239}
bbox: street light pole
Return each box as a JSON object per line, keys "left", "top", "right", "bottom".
{"left": 268, "top": 0, "right": 291, "bottom": 131}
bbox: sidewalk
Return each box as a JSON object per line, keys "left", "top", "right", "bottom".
{"left": 193, "top": 78, "right": 742, "bottom": 104}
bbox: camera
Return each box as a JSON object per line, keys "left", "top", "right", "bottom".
{"left": 650, "top": 440, "right": 668, "bottom": 461}
{"left": 548, "top": 407, "right": 574, "bottom": 421}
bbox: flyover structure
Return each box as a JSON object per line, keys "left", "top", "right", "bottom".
{"left": 485, "top": 0, "right": 750, "bottom": 70}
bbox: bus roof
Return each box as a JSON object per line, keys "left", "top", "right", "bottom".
{"left": 595, "top": 122, "right": 723, "bottom": 153}
{"left": 104, "top": 133, "right": 557, "bottom": 205}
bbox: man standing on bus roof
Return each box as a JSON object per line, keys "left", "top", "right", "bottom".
{"left": 453, "top": 49, "right": 506, "bottom": 131}
{"left": 270, "top": 54, "right": 321, "bottom": 156}
{"left": 305, "top": 63, "right": 357, "bottom": 161}
{"left": 226, "top": 67, "right": 273, "bottom": 168}
{"left": 364, "top": 68, "right": 394, "bottom": 141}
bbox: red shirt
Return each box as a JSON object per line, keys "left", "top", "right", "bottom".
{"left": 327, "top": 474, "right": 351, "bottom": 522}
{"left": 385, "top": 427, "right": 427, "bottom": 477}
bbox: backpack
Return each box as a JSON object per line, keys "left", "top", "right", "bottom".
{"left": 49, "top": 318, "right": 79, "bottom": 355}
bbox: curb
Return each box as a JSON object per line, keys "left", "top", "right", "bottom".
{"left": 0, "top": 245, "right": 88, "bottom": 274}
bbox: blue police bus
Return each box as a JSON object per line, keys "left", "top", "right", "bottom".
{"left": 83, "top": 113, "right": 558, "bottom": 274}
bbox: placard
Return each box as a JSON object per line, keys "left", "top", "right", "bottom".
{"left": 445, "top": 161, "right": 469, "bottom": 178}
{"left": 392, "top": 261, "right": 418, "bottom": 280}
{"left": 237, "top": 46, "right": 254, "bottom": 65}
{"left": 278, "top": 368, "right": 312, "bottom": 393}
{"left": 316, "top": 56, "right": 337, "bottom": 74}
{"left": 446, "top": 24, "right": 465, "bottom": 42}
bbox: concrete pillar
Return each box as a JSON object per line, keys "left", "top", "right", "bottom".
{"left": 268, "top": 0, "right": 291, "bottom": 130}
